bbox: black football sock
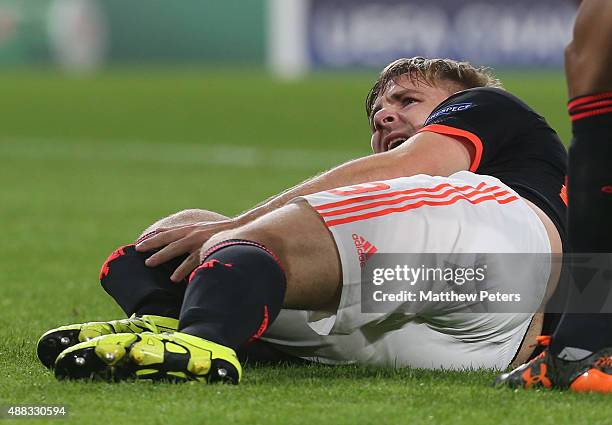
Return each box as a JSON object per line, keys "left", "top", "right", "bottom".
{"left": 550, "top": 94, "right": 612, "bottom": 358}
{"left": 100, "top": 244, "right": 188, "bottom": 319}
{"left": 179, "top": 240, "right": 287, "bottom": 351}
{"left": 567, "top": 94, "right": 612, "bottom": 252}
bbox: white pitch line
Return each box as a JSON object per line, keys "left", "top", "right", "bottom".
{"left": 0, "top": 138, "right": 368, "bottom": 171}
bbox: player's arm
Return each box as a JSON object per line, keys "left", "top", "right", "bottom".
{"left": 238, "top": 131, "right": 472, "bottom": 221}
{"left": 137, "top": 132, "right": 472, "bottom": 279}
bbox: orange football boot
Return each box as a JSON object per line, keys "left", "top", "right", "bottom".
{"left": 495, "top": 336, "right": 612, "bottom": 393}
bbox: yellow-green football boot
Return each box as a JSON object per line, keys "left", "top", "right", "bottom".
{"left": 54, "top": 331, "right": 242, "bottom": 384}
{"left": 37, "top": 314, "right": 178, "bottom": 369}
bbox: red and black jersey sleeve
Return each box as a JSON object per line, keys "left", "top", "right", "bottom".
{"left": 419, "top": 87, "right": 568, "bottom": 242}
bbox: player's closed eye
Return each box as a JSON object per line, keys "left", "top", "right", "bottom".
{"left": 402, "top": 97, "right": 417, "bottom": 106}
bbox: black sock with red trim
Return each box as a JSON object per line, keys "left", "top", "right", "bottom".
{"left": 100, "top": 244, "right": 188, "bottom": 319}
{"left": 550, "top": 93, "right": 612, "bottom": 357}
{"left": 179, "top": 240, "right": 286, "bottom": 351}
{"left": 566, "top": 92, "right": 612, "bottom": 252}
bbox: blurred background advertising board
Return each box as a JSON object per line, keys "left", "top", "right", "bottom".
{"left": 0, "top": 0, "right": 265, "bottom": 72}
{"left": 0, "top": 0, "right": 576, "bottom": 76}
{"left": 269, "top": 0, "right": 577, "bottom": 77}
{"left": 0, "top": 0, "right": 107, "bottom": 71}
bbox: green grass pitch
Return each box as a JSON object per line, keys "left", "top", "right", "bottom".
{"left": 0, "top": 68, "right": 610, "bottom": 425}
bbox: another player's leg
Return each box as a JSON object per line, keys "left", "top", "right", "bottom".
{"left": 496, "top": 0, "right": 612, "bottom": 392}
{"left": 37, "top": 209, "right": 226, "bottom": 369}
{"left": 54, "top": 201, "right": 341, "bottom": 383}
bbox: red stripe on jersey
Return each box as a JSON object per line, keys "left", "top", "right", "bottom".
{"left": 319, "top": 185, "right": 506, "bottom": 218}
{"left": 567, "top": 92, "right": 612, "bottom": 111}
{"left": 560, "top": 184, "right": 568, "bottom": 206}
{"left": 417, "top": 124, "right": 484, "bottom": 172}
{"left": 315, "top": 182, "right": 487, "bottom": 211}
{"left": 324, "top": 193, "right": 519, "bottom": 227}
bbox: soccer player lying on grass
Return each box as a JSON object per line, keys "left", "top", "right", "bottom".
{"left": 37, "top": 57, "right": 567, "bottom": 384}
{"left": 495, "top": 0, "right": 612, "bottom": 393}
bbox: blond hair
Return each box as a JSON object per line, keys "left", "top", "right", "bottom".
{"left": 365, "top": 57, "right": 502, "bottom": 121}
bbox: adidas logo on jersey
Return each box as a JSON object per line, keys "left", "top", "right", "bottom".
{"left": 352, "top": 234, "right": 378, "bottom": 268}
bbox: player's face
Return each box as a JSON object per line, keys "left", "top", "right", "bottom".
{"left": 370, "top": 75, "right": 456, "bottom": 153}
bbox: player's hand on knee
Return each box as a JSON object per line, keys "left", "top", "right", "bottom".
{"left": 135, "top": 220, "right": 237, "bottom": 279}
{"left": 169, "top": 249, "right": 202, "bottom": 283}
{"left": 136, "top": 224, "right": 191, "bottom": 249}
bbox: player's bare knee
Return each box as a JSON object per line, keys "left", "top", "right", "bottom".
{"left": 139, "top": 209, "right": 229, "bottom": 240}
{"left": 565, "top": 2, "right": 612, "bottom": 97}
{"left": 200, "top": 229, "right": 237, "bottom": 257}
{"left": 202, "top": 224, "right": 283, "bottom": 261}
{"left": 564, "top": 42, "right": 577, "bottom": 75}
{"left": 563, "top": 41, "right": 600, "bottom": 98}
{"left": 169, "top": 208, "right": 229, "bottom": 224}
